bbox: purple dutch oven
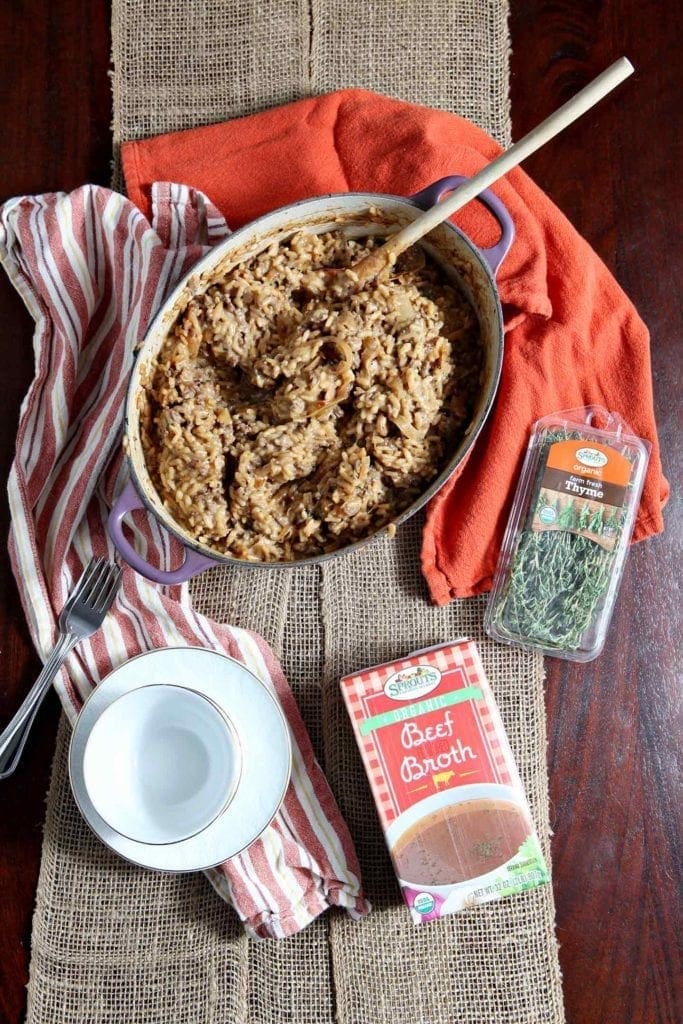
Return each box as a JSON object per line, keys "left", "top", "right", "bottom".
{"left": 108, "top": 176, "right": 514, "bottom": 584}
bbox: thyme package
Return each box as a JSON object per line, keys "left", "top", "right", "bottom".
{"left": 486, "top": 407, "right": 650, "bottom": 661}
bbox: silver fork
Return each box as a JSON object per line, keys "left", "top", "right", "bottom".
{"left": 0, "top": 557, "right": 122, "bottom": 780}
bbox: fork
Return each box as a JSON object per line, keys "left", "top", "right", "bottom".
{"left": 0, "top": 557, "right": 122, "bottom": 780}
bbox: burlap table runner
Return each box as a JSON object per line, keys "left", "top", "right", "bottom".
{"left": 26, "top": 2, "right": 565, "bottom": 1021}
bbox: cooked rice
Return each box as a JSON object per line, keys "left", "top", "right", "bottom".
{"left": 141, "top": 230, "right": 483, "bottom": 562}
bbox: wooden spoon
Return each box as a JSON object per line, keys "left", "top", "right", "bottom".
{"left": 344, "top": 57, "right": 634, "bottom": 290}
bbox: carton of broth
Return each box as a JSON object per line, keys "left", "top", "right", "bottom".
{"left": 341, "top": 639, "right": 549, "bottom": 923}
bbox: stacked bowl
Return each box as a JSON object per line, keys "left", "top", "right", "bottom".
{"left": 69, "top": 648, "right": 292, "bottom": 870}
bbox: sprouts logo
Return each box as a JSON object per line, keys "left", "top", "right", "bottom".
{"left": 576, "top": 447, "right": 608, "bottom": 469}
{"left": 383, "top": 665, "right": 441, "bottom": 701}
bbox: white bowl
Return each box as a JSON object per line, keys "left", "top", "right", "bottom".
{"left": 82, "top": 684, "right": 241, "bottom": 845}
{"left": 70, "top": 649, "right": 292, "bottom": 871}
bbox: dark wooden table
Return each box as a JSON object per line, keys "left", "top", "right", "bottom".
{"left": 0, "top": 2, "right": 680, "bottom": 1022}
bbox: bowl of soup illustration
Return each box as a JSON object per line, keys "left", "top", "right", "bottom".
{"left": 385, "top": 783, "right": 533, "bottom": 910}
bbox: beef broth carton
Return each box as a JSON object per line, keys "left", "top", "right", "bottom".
{"left": 341, "top": 639, "right": 549, "bottom": 923}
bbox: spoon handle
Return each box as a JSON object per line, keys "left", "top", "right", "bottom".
{"left": 354, "top": 57, "right": 634, "bottom": 283}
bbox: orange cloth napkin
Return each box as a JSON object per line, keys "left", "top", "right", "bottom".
{"left": 122, "top": 89, "right": 668, "bottom": 604}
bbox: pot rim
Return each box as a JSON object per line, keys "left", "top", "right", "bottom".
{"left": 123, "top": 189, "right": 505, "bottom": 569}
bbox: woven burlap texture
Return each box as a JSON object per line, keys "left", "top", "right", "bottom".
{"left": 27, "top": 2, "right": 565, "bottom": 1022}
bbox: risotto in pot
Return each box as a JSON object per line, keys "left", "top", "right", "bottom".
{"left": 140, "top": 229, "right": 483, "bottom": 562}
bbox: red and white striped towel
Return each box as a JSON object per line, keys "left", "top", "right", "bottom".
{"left": 0, "top": 183, "right": 370, "bottom": 939}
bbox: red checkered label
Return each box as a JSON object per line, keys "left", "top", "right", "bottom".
{"left": 341, "top": 639, "right": 516, "bottom": 828}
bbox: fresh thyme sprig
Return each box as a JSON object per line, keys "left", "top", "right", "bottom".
{"left": 495, "top": 529, "right": 616, "bottom": 648}
{"left": 490, "top": 428, "right": 628, "bottom": 652}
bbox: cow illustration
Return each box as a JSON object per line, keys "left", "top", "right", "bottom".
{"left": 432, "top": 770, "right": 455, "bottom": 789}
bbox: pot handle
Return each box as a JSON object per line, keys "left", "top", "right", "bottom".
{"left": 108, "top": 479, "right": 216, "bottom": 585}
{"left": 410, "top": 175, "right": 514, "bottom": 276}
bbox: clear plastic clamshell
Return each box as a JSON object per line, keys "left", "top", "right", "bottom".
{"left": 485, "top": 406, "right": 651, "bottom": 662}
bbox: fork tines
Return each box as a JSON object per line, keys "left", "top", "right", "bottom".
{"left": 74, "top": 557, "right": 122, "bottom": 613}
